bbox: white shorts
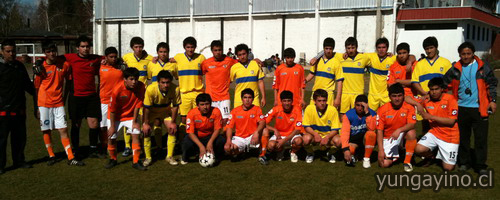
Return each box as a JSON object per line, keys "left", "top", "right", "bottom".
{"left": 107, "top": 119, "right": 141, "bottom": 140}
{"left": 232, "top": 135, "right": 260, "bottom": 152}
{"left": 212, "top": 100, "right": 231, "bottom": 119}
{"left": 269, "top": 134, "right": 302, "bottom": 146}
{"left": 100, "top": 104, "right": 108, "bottom": 128}
{"left": 39, "top": 106, "right": 67, "bottom": 131}
{"left": 383, "top": 132, "right": 404, "bottom": 160}
{"left": 418, "top": 132, "right": 459, "bottom": 165}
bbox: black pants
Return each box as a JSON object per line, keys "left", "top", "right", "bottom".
{"left": 0, "top": 115, "right": 27, "bottom": 169}
{"left": 182, "top": 134, "right": 226, "bottom": 161}
{"left": 457, "top": 107, "right": 489, "bottom": 170}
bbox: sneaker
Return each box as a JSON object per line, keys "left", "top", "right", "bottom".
{"left": 67, "top": 159, "right": 85, "bottom": 166}
{"left": 122, "top": 148, "right": 132, "bottom": 157}
{"left": 258, "top": 156, "right": 269, "bottom": 165}
{"left": 47, "top": 157, "right": 57, "bottom": 166}
{"left": 180, "top": 160, "right": 188, "bottom": 165}
{"left": 132, "top": 163, "right": 147, "bottom": 171}
{"left": 166, "top": 157, "right": 179, "bottom": 166}
{"left": 290, "top": 152, "right": 298, "bottom": 163}
{"left": 403, "top": 163, "right": 413, "bottom": 172}
{"left": 306, "top": 154, "right": 314, "bottom": 164}
{"left": 458, "top": 165, "right": 471, "bottom": 172}
{"left": 328, "top": 154, "right": 336, "bottom": 164}
{"left": 105, "top": 159, "right": 118, "bottom": 169}
{"left": 143, "top": 158, "right": 152, "bottom": 167}
{"left": 351, "top": 156, "right": 357, "bottom": 163}
{"left": 362, "top": 157, "right": 371, "bottom": 169}
{"left": 276, "top": 151, "right": 284, "bottom": 161}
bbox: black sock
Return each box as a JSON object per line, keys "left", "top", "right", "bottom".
{"left": 71, "top": 124, "right": 80, "bottom": 151}
{"left": 89, "top": 128, "right": 99, "bottom": 149}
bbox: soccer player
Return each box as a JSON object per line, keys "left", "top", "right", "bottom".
{"left": 302, "top": 89, "right": 342, "bottom": 164}
{"left": 225, "top": 88, "right": 266, "bottom": 164}
{"left": 305, "top": 38, "right": 344, "bottom": 109}
{"left": 375, "top": 83, "right": 417, "bottom": 172}
{"left": 387, "top": 43, "right": 418, "bottom": 102}
{"left": 105, "top": 68, "right": 146, "bottom": 171}
{"left": 147, "top": 42, "right": 178, "bottom": 82}
{"left": 415, "top": 77, "right": 460, "bottom": 171}
{"left": 99, "top": 47, "right": 124, "bottom": 155}
{"left": 202, "top": 40, "right": 238, "bottom": 125}
{"left": 34, "top": 43, "right": 84, "bottom": 166}
{"left": 182, "top": 93, "right": 226, "bottom": 165}
{"left": 230, "top": 44, "right": 266, "bottom": 108}
{"left": 263, "top": 91, "right": 303, "bottom": 163}
{"left": 142, "top": 70, "right": 181, "bottom": 166}
{"left": 340, "top": 95, "right": 377, "bottom": 168}
{"left": 272, "top": 48, "right": 305, "bottom": 108}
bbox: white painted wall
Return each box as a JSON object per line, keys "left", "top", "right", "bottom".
{"left": 168, "top": 20, "right": 193, "bottom": 56}
{"left": 252, "top": 17, "right": 282, "bottom": 60}
{"left": 120, "top": 22, "right": 141, "bottom": 56}
{"left": 284, "top": 15, "right": 317, "bottom": 62}
{"left": 223, "top": 18, "right": 251, "bottom": 57}
{"left": 143, "top": 21, "right": 167, "bottom": 56}
{"left": 194, "top": 20, "right": 221, "bottom": 56}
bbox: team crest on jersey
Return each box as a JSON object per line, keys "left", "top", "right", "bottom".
{"left": 401, "top": 113, "right": 406, "bottom": 117}
{"left": 250, "top": 70, "right": 255, "bottom": 74}
{"left": 209, "top": 65, "right": 216, "bottom": 69}
{"left": 143, "top": 65, "right": 147, "bottom": 69}
{"left": 250, "top": 114, "right": 255, "bottom": 118}
{"left": 294, "top": 71, "right": 298, "bottom": 75}
{"left": 290, "top": 117, "right": 295, "bottom": 122}
{"left": 441, "top": 105, "right": 447, "bottom": 109}
{"left": 452, "top": 110, "right": 457, "bottom": 116}
{"left": 327, "top": 120, "right": 331, "bottom": 124}
{"left": 223, "top": 64, "right": 228, "bottom": 68}
{"left": 386, "top": 64, "right": 390, "bottom": 69}
{"left": 195, "top": 120, "right": 202, "bottom": 123}
{"left": 327, "top": 67, "right": 331, "bottom": 71}
{"left": 358, "top": 62, "right": 361, "bottom": 66}
{"left": 440, "top": 67, "right": 444, "bottom": 72}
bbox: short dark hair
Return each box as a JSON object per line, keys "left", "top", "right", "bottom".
{"left": 423, "top": 36, "right": 438, "bottom": 49}
{"left": 157, "top": 70, "right": 173, "bottom": 82}
{"left": 376, "top": 37, "right": 389, "bottom": 48}
{"left": 123, "top": 67, "right": 140, "bottom": 79}
{"left": 428, "top": 77, "right": 445, "bottom": 89}
{"left": 235, "top": 43, "right": 249, "bottom": 54}
{"left": 396, "top": 42, "right": 410, "bottom": 53}
{"left": 42, "top": 42, "right": 57, "bottom": 52}
{"left": 130, "top": 37, "right": 144, "bottom": 48}
{"left": 355, "top": 94, "right": 368, "bottom": 104}
{"left": 458, "top": 42, "right": 475, "bottom": 53}
{"left": 1, "top": 39, "right": 16, "bottom": 50}
{"left": 156, "top": 42, "right": 169, "bottom": 52}
{"left": 196, "top": 93, "right": 212, "bottom": 105}
{"left": 313, "top": 89, "right": 328, "bottom": 100}
{"left": 323, "top": 37, "right": 335, "bottom": 48}
{"left": 388, "top": 83, "right": 405, "bottom": 95}
{"left": 76, "top": 35, "right": 92, "bottom": 47}
{"left": 283, "top": 48, "right": 296, "bottom": 58}
{"left": 210, "top": 40, "right": 223, "bottom": 50}
{"left": 183, "top": 36, "right": 197, "bottom": 48}
{"left": 280, "top": 90, "right": 293, "bottom": 101}
{"left": 241, "top": 88, "right": 254, "bottom": 99}
{"left": 105, "top": 47, "right": 118, "bottom": 56}
{"left": 345, "top": 37, "right": 358, "bottom": 48}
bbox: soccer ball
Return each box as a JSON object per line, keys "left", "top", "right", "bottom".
{"left": 199, "top": 152, "right": 215, "bottom": 168}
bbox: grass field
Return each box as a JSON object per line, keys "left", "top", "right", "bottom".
{"left": 0, "top": 80, "right": 499, "bottom": 199}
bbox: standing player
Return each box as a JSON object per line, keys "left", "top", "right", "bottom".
{"left": 264, "top": 91, "right": 303, "bottom": 163}
{"left": 34, "top": 43, "right": 84, "bottom": 166}
{"left": 305, "top": 38, "right": 344, "bottom": 109}
{"left": 182, "top": 93, "right": 226, "bottom": 164}
{"left": 201, "top": 40, "right": 238, "bottom": 125}
{"left": 230, "top": 44, "right": 266, "bottom": 108}
{"left": 340, "top": 95, "right": 377, "bottom": 168}
{"left": 225, "top": 89, "right": 266, "bottom": 164}
{"left": 415, "top": 77, "right": 460, "bottom": 171}
{"left": 105, "top": 68, "right": 146, "bottom": 170}
{"left": 302, "top": 89, "right": 342, "bottom": 164}
{"left": 142, "top": 70, "right": 181, "bottom": 166}
{"left": 147, "top": 42, "right": 178, "bottom": 82}
{"left": 388, "top": 43, "right": 418, "bottom": 102}
{"left": 272, "top": 48, "right": 305, "bottom": 108}
{"left": 375, "top": 83, "right": 417, "bottom": 172}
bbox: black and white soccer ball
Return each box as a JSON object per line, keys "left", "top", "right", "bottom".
{"left": 199, "top": 152, "right": 215, "bottom": 168}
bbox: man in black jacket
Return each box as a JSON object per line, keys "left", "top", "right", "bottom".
{"left": 0, "top": 40, "right": 36, "bottom": 174}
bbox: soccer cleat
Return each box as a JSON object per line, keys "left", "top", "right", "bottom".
{"left": 362, "top": 157, "right": 371, "bottom": 169}
{"left": 258, "top": 156, "right": 269, "bottom": 165}
{"left": 305, "top": 154, "right": 314, "bottom": 164}
{"left": 105, "top": 159, "right": 118, "bottom": 169}
{"left": 290, "top": 152, "right": 298, "bottom": 163}
{"left": 122, "top": 148, "right": 132, "bottom": 157}
{"left": 276, "top": 151, "right": 284, "bottom": 161}
{"left": 180, "top": 160, "right": 188, "bottom": 165}
{"left": 328, "top": 154, "right": 336, "bottom": 164}
{"left": 132, "top": 163, "right": 147, "bottom": 171}
{"left": 143, "top": 158, "right": 152, "bottom": 167}
{"left": 67, "top": 159, "right": 85, "bottom": 166}
{"left": 165, "top": 157, "right": 179, "bottom": 166}
{"left": 47, "top": 157, "right": 57, "bottom": 166}
{"left": 403, "top": 163, "right": 413, "bottom": 172}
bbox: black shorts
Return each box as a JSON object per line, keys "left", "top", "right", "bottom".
{"left": 349, "top": 132, "right": 365, "bottom": 147}
{"left": 68, "top": 93, "right": 101, "bottom": 121}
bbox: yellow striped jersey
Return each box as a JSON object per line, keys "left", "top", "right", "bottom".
{"left": 366, "top": 53, "right": 396, "bottom": 95}
{"left": 143, "top": 83, "right": 181, "bottom": 114}
{"left": 303, "top": 104, "right": 341, "bottom": 137}
{"left": 122, "top": 52, "right": 153, "bottom": 84}
{"left": 174, "top": 53, "right": 206, "bottom": 93}
{"left": 411, "top": 56, "right": 452, "bottom": 92}
{"left": 230, "top": 60, "right": 265, "bottom": 106}
{"left": 341, "top": 53, "right": 370, "bottom": 94}
{"left": 310, "top": 55, "right": 344, "bottom": 93}
{"left": 147, "top": 60, "right": 178, "bottom": 84}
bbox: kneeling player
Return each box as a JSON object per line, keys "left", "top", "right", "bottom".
{"left": 415, "top": 77, "right": 459, "bottom": 171}
{"left": 302, "top": 89, "right": 342, "bottom": 164}
{"left": 225, "top": 88, "right": 266, "bottom": 163}
{"left": 182, "top": 93, "right": 226, "bottom": 165}
{"left": 263, "top": 91, "right": 303, "bottom": 164}
{"left": 106, "top": 68, "right": 147, "bottom": 171}
{"left": 340, "top": 95, "right": 376, "bottom": 168}
{"left": 376, "top": 83, "right": 417, "bottom": 172}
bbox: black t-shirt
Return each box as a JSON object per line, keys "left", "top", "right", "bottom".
{"left": 0, "top": 59, "right": 35, "bottom": 112}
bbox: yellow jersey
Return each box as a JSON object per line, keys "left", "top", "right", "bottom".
{"left": 341, "top": 53, "right": 370, "bottom": 94}
{"left": 411, "top": 56, "right": 452, "bottom": 92}
{"left": 310, "top": 55, "right": 344, "bottom": 93}
{"left": 122, "top": 52, "right": 153, "bottom": 84}
{"left": 174, "top": 53, "right": 206, "bottom": 93}
{"left": 143, "top": 83, "right": 181, "bottom": 114}
{"left": 366, "top": 53, "right": 396, "bottom": 95}
{"left": 147, "top": 60, "right": 178, "bottom": 83}
{"left": 230, "top": 60, "right": 265, "bottom": 106}
{"left": 303, "top": 104, "right": 342, "bottom": 137}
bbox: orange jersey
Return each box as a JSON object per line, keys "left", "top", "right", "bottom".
{"left": 34, "top": 60, "right": 71, "bottom": 107}
{"left": 376, "top": 102, "right": 416, "bottom": 139}
{"left": 201, "top": 56, "right": 238, "bottom": 101}
{"left": 423, "top": 93, "right": 459, "bottom": 144}
{"left": 108, "top": 82, "right": 145, "bottom": 121}
{"left": 99, "top": 65, "right": 123, "bottom": 104}
{"left": 272, "top": 63, "right": 305, "bottom": 106}
{"left": 265, "top": 105, "right": 303, "bottom": 137}
{"left": 226, "top": 105, "right": 264, "bottom": 138}
{"left": 387, "top": 61, "right": 417, "bottom": 97}
{"left": 186, "top": 107, "right": 223, "bottom": 138}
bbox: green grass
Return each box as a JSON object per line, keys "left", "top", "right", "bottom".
{"left": 0, "top": 88, "right": 499, "bottom": 199}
